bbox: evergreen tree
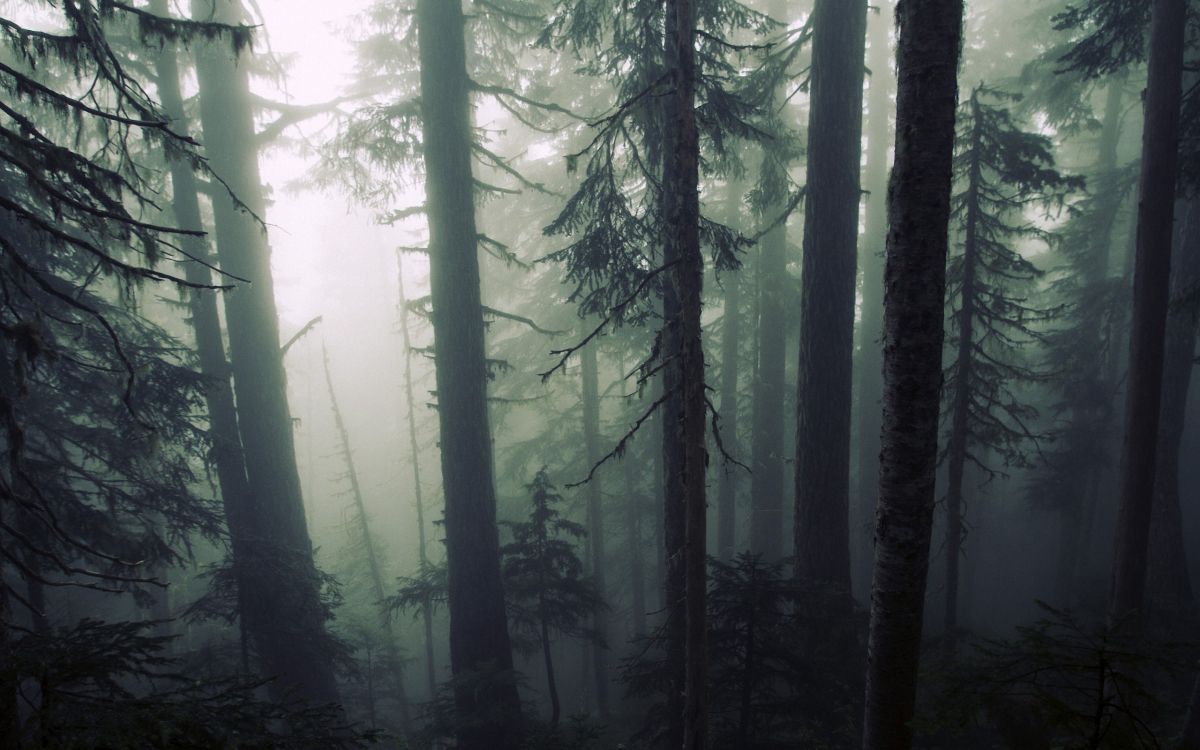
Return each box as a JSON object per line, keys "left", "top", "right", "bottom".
{"left": 941, "top": 85, "right": 1081, "bottom": 648}
{"left": 501, "top": 470, "right": 606, "bottom": 726}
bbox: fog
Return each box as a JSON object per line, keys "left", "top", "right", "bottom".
{"left": 2, "top": 0, "right": 1199, "bottom": 748}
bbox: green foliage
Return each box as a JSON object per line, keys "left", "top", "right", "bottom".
{"left": 917, "top": 603, "right": 1196, "bottom": 749}
{"left": 500, "top": 469, "right": 606, "bottom": 654}
{"left": 943, "top": 85, "right": 1082, "bottom": 475}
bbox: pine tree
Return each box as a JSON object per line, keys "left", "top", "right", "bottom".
{"left": 941, "top": 85, "right": 1080, "bottom": 648}
{"left": 862, "top": 0, "right": 965, "bottom": 747}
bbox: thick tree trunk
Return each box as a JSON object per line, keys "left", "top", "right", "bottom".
{"left": 414, "top": 0, "right": 522, "bottom": 745}
{"left": 943, "top": 91, "right": 984, "bottom": 651}
{"left": 717, "top": 266, "right": 741, "bottom": 562}
{"left": 854, "top": 0, "right": 893, "bottom": 599}
{"left": 1147, "top": 197, "right": 1200, "bottom": 620}
{"left": 1109, "top": 0, "right": 1187, "bottom": 626}
{"left": 191, "top": 0, "right": 338, "bottom": 705}
{"left": 396, "top": 259, "right": 438, "bottom": 699}
{"left": 794, "top": 0, "right": 868, "bottom": 612}
{"left": 1181, "top": 664, "right": 1200, "bottom": 748}
{"left": 321, "top": 348, "right": 412, "bottom": 731}
{"left": 580, "top": 342, "right": 610, "bottom": 717}
{"left": 861, "top": 0, "right": 964, "bottom": 747}
{"left": 661, "top": 0, "right": 707, "bottom": 746}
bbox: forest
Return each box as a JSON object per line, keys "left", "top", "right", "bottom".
{"left": 1, "top": 0, "right": 1198, "bottom": 748}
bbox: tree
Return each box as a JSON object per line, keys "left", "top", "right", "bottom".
{"left": 500, "top": 470, "right": 606, "bottom": 726}
{"left": 579, "top": 341, "right": 611, "bottom": 716}
{"left": 861, "top": 0, "right": 965, "bottom": 748}
{"left": 1108, "top": 0, "right": 1188, "bottom": 626}
{"left": 191, "top": 0, "right": 341, "bottom": 705}
{"left": 793, "top": 0, "right": 869, "bottom": 617}
{"left": 940, "top": 85, "right": 1079, "bottom": 648}
{"left": 414, "top": 0, "right": 524, "bottom": 744}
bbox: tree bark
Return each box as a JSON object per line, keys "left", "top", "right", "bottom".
{"left": 662, "top": 0, "right": 707, "bottom": 745}
{"left": 1147, "top": 197, "right": 1200, "bottom": 620}
{"left": 414, "top": 0, "right": 522, "bottom": 745}
{"left": 580, "top": 342, "right": 610, "bottom": 717}
{"left": 1109, "top": 0, "right": 1187, "bottom": 626}
{"left": 794, "top": 0, "right": 868, "bottom": 611}
{"left": 861, "top": 0, "right": 964, "bottom": 747}
{"left": 191, "top": 0, "right": 338, "bottom": 705}
{"left": 854, "top": 0, "right": 893, "bottom": 599}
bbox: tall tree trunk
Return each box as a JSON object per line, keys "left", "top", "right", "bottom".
{"left": 321, "top": 347, "right": 412, "bottom": 731}
{"left": 750, "top": 194, "right": 787, "bottom": 561}
{"left": 396, "top": 258, "right": 438, "bottom": 699}
{"left": 580, "top": 342, "right": 610, "bottom": 717}
{"left": 717, "top": 264, "right": 741, "bottom": 563}
{"left": 942, "top": 89, "right": 984, "bottom": 651}
{"left": 861, "top": 0, "right": 964, "bottom": 747}
{"left": 854, "top": 0, "right": 893, "bottom": 599}
{"left": 794, "top": 0, "right": 868, "bottom": 614}
{"left": 413, "top": 0, "right": 522, "bottom": 745}
{"left": 1147, "top": 197, "right": 1200, "bottom": 620}
{"left": 1181, "top": 664, "right": 1200, "bottom": 748}
{"left": 191, "top": 0, "right": 338, "bottom": 704}
{"left": 1109, "top": 0, "right": 1187, "bottom": 626}
{"left": 540, "top": 602, "right": 561, "bottom": 726}
{"left": 662, "top": 0, "right": 707, "bottom": 745}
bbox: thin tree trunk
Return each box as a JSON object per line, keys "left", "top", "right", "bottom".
{"left": 580, "top": 342, "right": 610, "bottom": 717}
{"left": 943, "top": 89, "right": 984, "bottom": 652}
{"left": 541, "top": 605, "right": 560, "bottom": 726}
{"left": 1109, "top": 0, "right": 1187, "bottom": 626}
{"left": 794, "top": 0, "right": 868, "bottom": 614}
{"left": 861, "top": 0, "right": 964, "bottom": 747}
{"left": 321, "top": 347, "right": 412, "bottom": 731}
{"left": 1147, "top": 197, "right": 1200, "bottom": 620}
{"left": 854, "top": 0, "right": 893, "bottom": 598}
{"left": 396, "top": 258, "right": 438, "bottom": 699}
{"left": 414, "top": 0, "right": 522, "bottom": 745}
{"left": 662, "top": 0, "right": 707, "bottom": 745}
{"left": 192, "top": 0, "right": 338, "bottom": 702}
{"left": 717, "top": 262, "right": 741, "bottom": 563}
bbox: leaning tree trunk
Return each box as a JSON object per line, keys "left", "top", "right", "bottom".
{"left": 396, "top": 258, "right": 438, "bottom": 699}
{"left": 861, "top": 0, "right": 964, "bottom": 747}
{"left": 414, "top": 0, "right": 522, "bottom": 746}
{"left": 794, "top": 0, "right": 868, "bottom": 618}
{"left": 854, "top": 0, "right": 892, "bottom": 597}
{"left": 580, "top": 342, "right": 610, "bottom": 717}
{"left": 1109, "top": 0, "right": 1187, "bottom": 627}
{"left": 661, "top": 0, "right": 707, "bottom": 746}
{"left": 1147, "top": 197, "right": 1200, "bottom": 622}
{"left": 321, "top": 348, "right": 412, "bottom": 731}
{"left": 943, "top": 90, "right": 984, "bottom": 652}
{"left": 191, "top": 0, "right": 339, "bottom": 705}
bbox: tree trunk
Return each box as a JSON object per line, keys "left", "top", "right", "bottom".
{"left": 854, "top": 0, "right": 893, "bottom": 599}
{"left": 1180, "top": 663, "right": 1200, "bottom": 749}
{"left": 321, "top": 347, "right": 412, "bottom": 731}
{"left": 861, "top": 0, "right": 964, "bottom": 747}
{"left": 396, "top": 258, "right": 438, "bottom": 699}
{"left": 413, "top": 0, "right": 522, "bottom": 745}
{"left": 794, "top": 0, "right": 868, "bottom": 613}
{"left": 717, "top": 264, "right": 742, "bottom": 562}
{"left": 943, "top": 89, "right": 984, "bottom": 652}
{"left": 623, "top": 448, "right": 648, "bottom": 639}
{"left": 191, "top": 0, "right": 338, "bottom": 704}
{"left": 662, "top": 0, "right": 707, "bottom": 745}
{"left": 1109, "top": 0, "right": 1187, "bottom": 626}
{"left": 580, "top": 342, "right": 610, "bottom": 717}
{"left": 750, "top": 200, "right": 787, "bottom": 561}
{"left": 1147, "top": 197, "right": 1200, "bottom": 621}
{"left": 541, "top": 606, "right": 560, "bottom": 726}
